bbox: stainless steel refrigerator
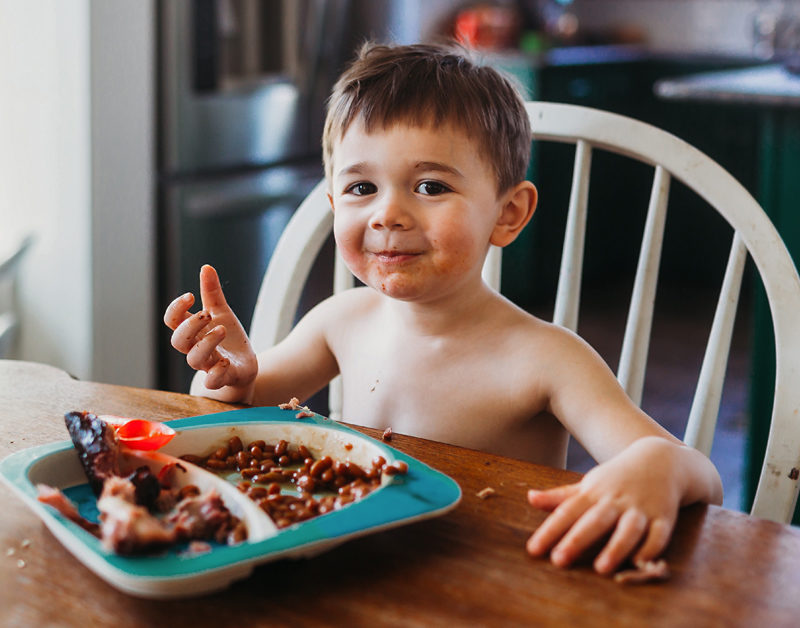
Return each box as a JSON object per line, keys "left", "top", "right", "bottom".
{"left": 157, "top": 0, "right": 427, "bottom": 394}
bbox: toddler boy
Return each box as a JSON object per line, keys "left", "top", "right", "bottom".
{"left": 164, "top": 42, "right": 722, "bottom": 575}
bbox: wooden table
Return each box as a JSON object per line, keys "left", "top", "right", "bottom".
{"left": 2, "top": 360, "right": 799, "bottom": 627}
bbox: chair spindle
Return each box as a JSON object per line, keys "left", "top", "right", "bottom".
{"left": 617, "top": 165, "right": 671, "bottom": 406}
{"left": 684, "top": 232, "right": 747, "bottom": 455}
{"left": 553, "top": 140, "right": 592, "bottom": 332}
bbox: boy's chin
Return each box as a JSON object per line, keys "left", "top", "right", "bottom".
{"left": 367, "top": 276, "right": 427, "bottom": 301}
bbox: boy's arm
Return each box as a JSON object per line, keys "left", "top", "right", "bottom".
{"left": 247, "top": 299, "right": 341, "bottom": 407}
{"left": 525, "top": 326, "right": 722, "bottom": 574}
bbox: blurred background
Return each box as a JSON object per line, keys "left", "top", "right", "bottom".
{"left": 3, "top": 0, "right": 799, "bottom": 512}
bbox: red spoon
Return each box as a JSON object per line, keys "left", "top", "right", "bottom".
{"left": 98, "top": 415, "right": 176, "bottom": 450}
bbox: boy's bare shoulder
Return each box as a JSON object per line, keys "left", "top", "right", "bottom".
{"left": 495, "top": 297, "right": 583, "bottom": 347}
{"left": 326, "top": 286, "right": 380, "bottom": 311}
{"left": 308, "top": 286, "right": 380, "bottom": 326}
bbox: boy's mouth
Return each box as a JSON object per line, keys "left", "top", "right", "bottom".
{"left": 370, "top": 250, "right": 422, "bottom": 264}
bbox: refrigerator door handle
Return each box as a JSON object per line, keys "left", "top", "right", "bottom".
{"left": 185, "top": 192, "right": 311, "bottom": 220}
{"left": 191, "top": 0, "right": 219, "bottom": 92}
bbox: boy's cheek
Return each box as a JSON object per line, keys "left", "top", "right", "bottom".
{"left": 332, "top": 229, "right": 366, "bottom": 276}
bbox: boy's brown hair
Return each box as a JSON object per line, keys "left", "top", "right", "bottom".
{"left": 322, "top": 42, "right": 531, "bottom": 194}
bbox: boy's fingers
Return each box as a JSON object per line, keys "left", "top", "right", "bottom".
{"left": 593, "top": 508, "right": 648, "bottom": 574}
{"left": 526, "top": 492, "right": 585, "bottom": 557}
{"left": 633, "top": 517, "right": 673, "bottom": 565}
{"left": 171, "top": 310, "right": 213, "bottom": 353}
{"left": 527, "top": 484, "right": 578, "bottom": 511}
{"left": 186, "top": 325, "right": 225, "bottom": 372}
{"left": 199, "top": 264, "right": 229, "bottom": 311}
{"left": 549, "top": 501, "right": 620, "bottom": 567}
{"left": 204, "top": 356, "right": 231, "bottom": 390}
{"left": 163, "top": 292, "right": 195, "bottom": 329}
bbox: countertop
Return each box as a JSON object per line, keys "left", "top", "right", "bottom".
{"left": 655, "top": 64, "right": 800, "bottom": 107}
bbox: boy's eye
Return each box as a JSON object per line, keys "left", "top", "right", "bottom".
{"left": 347, "top": 182, "right": 377, "bottom": 196}
{"left": 416, "top": 181, "right": 450, "bottom": 196}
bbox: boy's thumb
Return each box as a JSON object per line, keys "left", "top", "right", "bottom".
{"left": 199, "top": 264, "right": 229, "bottom": 310}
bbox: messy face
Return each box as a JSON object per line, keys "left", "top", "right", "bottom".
{"left": 329, "top": 119, "right": 506, "bottom": 304}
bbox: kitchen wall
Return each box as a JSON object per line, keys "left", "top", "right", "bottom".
{"left": 1, "top": 1, "right": 92, "bottom": 379}
{"left": 0, "top": 0, "right": 154, "bottom": 387}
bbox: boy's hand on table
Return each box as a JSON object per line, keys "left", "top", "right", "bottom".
{"left": 525, "top": 436, "right": 682, "bottom": 575}
{"left": 163, "top": 264, "right": 258, "bottom": 394}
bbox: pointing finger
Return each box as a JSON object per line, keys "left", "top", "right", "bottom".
{"left": 199, "top": 264, "right": 229, "bottom": 312}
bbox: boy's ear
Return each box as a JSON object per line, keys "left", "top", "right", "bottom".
{"left": 490, "top": 181, "right": 537, "bottom": 247}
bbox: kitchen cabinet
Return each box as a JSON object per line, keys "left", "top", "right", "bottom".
{"left": 497, "top": 50, "right": 760, "bottom": 311}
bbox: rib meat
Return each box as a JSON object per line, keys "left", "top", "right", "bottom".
{"left": 38, "top": 411, "right": 248, "bottom": 555}
{"left": 64, "top": 411, "right": 120, "bottom": 496}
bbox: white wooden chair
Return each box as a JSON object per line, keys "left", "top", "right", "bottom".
{"left": 247, "top": 102, "right": 800, "bottom": 525}
{"left": 0, "top": 234, "right": 33, "bottom": 359}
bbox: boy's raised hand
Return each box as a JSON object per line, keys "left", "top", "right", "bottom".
{"left": 163, "top": 264, "right": 258, "bottom": 398}
{"left": 525, "top": 436, "right": 686, "bottom": 575}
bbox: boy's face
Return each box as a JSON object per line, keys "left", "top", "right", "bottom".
{"left": 328, "top": 119, "right": 506, "bottom": 303}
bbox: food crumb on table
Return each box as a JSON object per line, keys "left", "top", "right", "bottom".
{"left": 382, "top": 427, "right": 393, "bottom": 441}
{"left": 16, "top": 559, "right": 25, "bottom": 569}
{"left": 6, "top": 547, "right": 15, "bottom": 557}
{"left": 613, "top": 559, "right": 670, "bottom": 584}
{"left": 476, "top": 487, "right": 496, "bottom": 499}
{"left": 20, "top": 539, "right": 31, "bottom": 549}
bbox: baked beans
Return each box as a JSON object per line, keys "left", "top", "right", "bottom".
{"left": 181, "top": 436, "right": 407, "bottom": 529}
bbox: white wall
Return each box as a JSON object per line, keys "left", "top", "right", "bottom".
{"left": 0, "top": 1, "right": 92, "bottom": 378}
{"left": 0, "top": 0, "right": 155, "bottom": 387}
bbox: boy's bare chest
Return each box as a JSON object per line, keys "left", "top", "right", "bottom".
{"left": 334, "top": 333, "right": 566, "bottom": 465}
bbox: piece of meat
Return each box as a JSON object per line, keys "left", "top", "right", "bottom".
{"left": 96, "top": 476, "right": 175, "bottom": 554}
{"left": 97, "top": 495, "right": 176, "bottom": 554}
{"left": 124, "top": 465, "right": 161, "bottom": 509}
{"left": 64, "top": 411, "right": 120, "bottom": 495}
{"left": 278, "top": 397, "right": 301, "bottom": 410}
{"left": 36, "top": 484, "right": 100, "bottom": 536}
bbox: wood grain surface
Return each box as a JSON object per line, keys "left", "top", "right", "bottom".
{"left": 1, "top": 360, "right": 798, "bottom": 627}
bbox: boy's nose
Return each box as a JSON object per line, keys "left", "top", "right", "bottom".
{"left": 369, "top": 194, "right": 414, "bottom": 231}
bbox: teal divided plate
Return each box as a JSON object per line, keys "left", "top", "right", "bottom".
{"left": 0, "top": 406, "right": 461, "bottom": 598}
